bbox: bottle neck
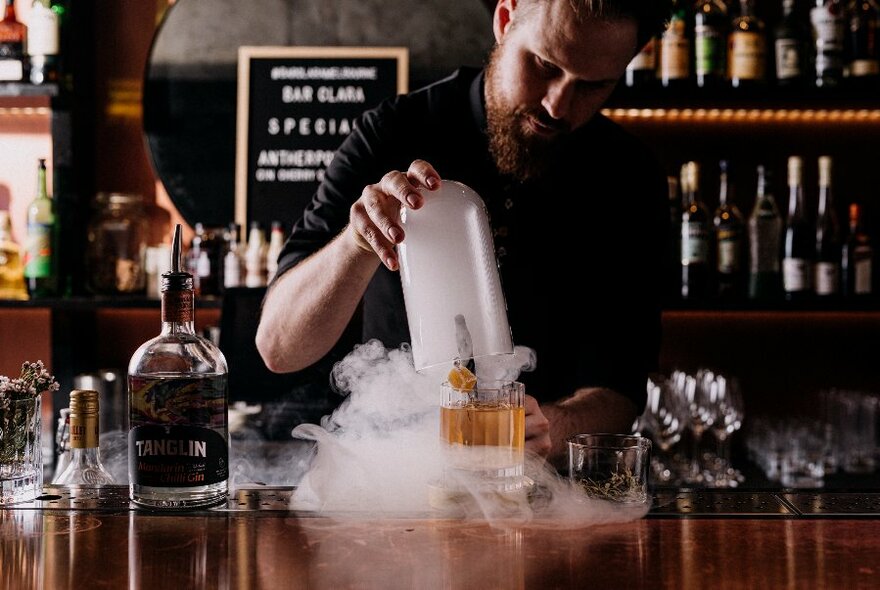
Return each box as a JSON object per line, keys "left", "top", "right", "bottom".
{"left": 69, "top": 412, "right": 99, "bottom": 450}
{"left": 37, "top": 164, "right": 49, "bottom": 200}
{"left": 68, "top": 447, "right": 103, "bottom": 463}
{"left": 788, "top": 184, "right": 803, "bottom": 216}
{"left": 756, "top": 169, "right": 767, "bottom": 202}
{"left": 161, "top": 289, "right": 196, "bottom": 334}
{"left": 718, "top": 171, "right": 729, "bottom": 206}
{"left": 4, "top": 0, "right": 16, "bottom": 21}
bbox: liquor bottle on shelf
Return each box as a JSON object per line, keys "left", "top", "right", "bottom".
{"left": 222, "top": 222, "right": 243, "bottom": 290}
{"left": 24, "top": 158, "right": 57, "bottom": 297}
{"left": 845, "top": 0, "right": 880, "bottom": 82}
{"left": 625, "top": 36, "right": 657, "bottom": 88}
{"left": 694, "top": 0, "right": 728, "bottom": 88}
{"left": 128, "top": 225, "right": 229, "bottom": 509}
{"left": 0, "top": 210, "right": 28, "bottom": 300}
{"left": 842, "top": 203, "right": 873, "bottom": 298}
{"left": 747, "top": 165, "right": 783, "bottom": 301}
{"left": 244, "top": 221, "right": 267, "bottom": 288}
{"left": 713, "top": 160, "right": 746, "bottom": 300}
{"left": 660, "top": 0, "right": 691, "bottom": 89}
{"left": 812, "top": 0, "right": 846, "bottom": 87}
{"left": 187, "top": 223, "right": 223, "bottom": 297}
{"left": 728, "top": 0, "right": 767, "bottom": 88}
{"left": 50, "top": 407, "right": 70, "bottom": 482}
{"left": 0, "top": 0, "right": 26, "bottom": 82}
{"left": 774, "top": 0, "right": 809, "bottom": 87}
{"left": 783, "top": 156, "right": 814, "bottom": 301}
{"left": 665, "top": 175, "right": 682, "bottom": 303}
{"left": 54, "top": 390, "right": 114, "bottom": 486}
{"left": 814, "top": 156, "right": 841, "bottom": 298}
{"left": 680, "top": 161, "right": 712, "bottom": 302}
{"left": 26, "top": 0, "right": 59, "bottom": 85}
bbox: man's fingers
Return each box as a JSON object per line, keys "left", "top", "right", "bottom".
{"left": 361, "top": 186, "right": 404, "bottom": 244}
{"left": 350, "top": 199, "right": 398, "bottom": 270}
{"left": 407, "top": 159, "right": 441, "bottom": 191}
{"left": 380, "top": 170, "right": 424, "bottom": 209}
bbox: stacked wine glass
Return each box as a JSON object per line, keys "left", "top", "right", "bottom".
{"left": 636, "top": 370, "right": 744, "bottom": 488}
{"left": 745, "top": 389, "right": 879, "bottom": 488}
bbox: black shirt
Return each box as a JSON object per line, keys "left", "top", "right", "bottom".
{"left": 273, "top": 67, "right": 668, "bottom": 411}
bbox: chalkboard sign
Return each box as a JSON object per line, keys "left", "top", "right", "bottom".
{"left": 235, "top": 46, "right": 408, "bottom": 232}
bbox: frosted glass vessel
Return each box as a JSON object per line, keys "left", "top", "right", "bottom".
{"left": 398, "top": 180, "right": 513, "bottom": 375}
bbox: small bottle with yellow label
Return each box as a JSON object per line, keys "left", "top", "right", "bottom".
{"left": 54, "top": 390, "right": 114, "bottom": 486}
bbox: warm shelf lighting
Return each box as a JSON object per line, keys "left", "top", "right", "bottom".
{"left": 602, "top": 108, "right": 880, "bottom": 123}
{"left": 0, "top": 106, "right": 51, "bottom": 117}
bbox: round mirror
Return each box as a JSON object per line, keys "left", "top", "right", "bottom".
{"left": 143, "top": 0, "right": 494, "bottom": 227}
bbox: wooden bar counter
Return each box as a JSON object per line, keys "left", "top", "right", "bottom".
{"left": 3, "top": 488, "right": 880, "bottom": 589}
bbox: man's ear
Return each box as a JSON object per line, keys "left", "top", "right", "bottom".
{"left": 493, "top": 0, "right": 518, "bottom": 43}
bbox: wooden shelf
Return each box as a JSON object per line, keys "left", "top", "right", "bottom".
{"left": 0, "top": 82, "right": 59, "bottom": 98}
{"left": 0, "top": 295, "right": 223, "bottom": 310}
{"left": 608, "top": 83, "right": 880, "bottom": 112}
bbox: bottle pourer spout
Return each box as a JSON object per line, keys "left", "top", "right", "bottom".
{"left": 171, "top": 224, "right": 182, "bottom": 273}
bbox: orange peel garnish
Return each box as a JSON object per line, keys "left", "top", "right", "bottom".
{"left": 447, "top": 364, "right": 477, "bottom": 391}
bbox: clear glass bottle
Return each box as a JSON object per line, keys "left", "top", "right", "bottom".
{"left": 24, "top": 158, "right": 57, "bottom": 297}
{"left": 51, "top": 407, "right": 70, "bottom": 482}
{"left": 815, "top": 156, "right": 841, "bottom": 297}
{"left": 681, "top": 161, "right": 712, "bottom": 301}
{"left": 812, "top": 0, "right": 846, "bottom": 87}
{"left": 783, "top": 156, "right": 814, "bottom": 300}
{"left": 86, "top": 192, "right": 149, "bottom": 295}
{"left": 729, "top": 0, "right": 767, "bottom": 88}
{"left": 748, "top": 165, "right": 783, "bottom": 300}
{"left": 222, "top": 222, "right": 243, "bottom": 289}
{"left": 0, "top": 0, "right": 27, "bottom": 82}
{"left": 26, "top": 0, "right": 60, "bottom": 85}
{"left": 54, "top": 390, "right": 114, "bottom": 485}
{"left": 244, "top": 221, "right": 267, "bottom": 288}
{"left": 714, "top": 160, "right": 746, "bottom": 300}
{"left": 128, "top": 225, "right": 229, "bottom": 508}
{"left": 0, "top": 210, "right": 28, "bottom": 300}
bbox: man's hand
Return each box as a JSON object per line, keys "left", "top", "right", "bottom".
{"left": 524, "top": 394, "right": 551, "bottom": 457}
{"left": 347, "top": 159, "right": 440, "bottom": 271}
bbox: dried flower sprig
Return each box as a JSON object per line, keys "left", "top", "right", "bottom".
{"left": 0, "top": 361, "right": 56, "bottom": 465}
{"left": 577, "top": 466, "right": 647, "bottom": 504}
{"left": 0, "top": 361, "right": 60, "bottom": 401}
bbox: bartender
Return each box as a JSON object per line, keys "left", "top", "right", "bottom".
{"left": 257, "top": 0, "right": 671, "bottom": 463}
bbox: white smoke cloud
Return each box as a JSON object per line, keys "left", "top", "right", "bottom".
{"left": 289, "top": 340, "right": 649, "bottom": 526}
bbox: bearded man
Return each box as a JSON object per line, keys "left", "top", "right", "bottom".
{"left": 257, "top": 0, "right": 672, "bottom": 463}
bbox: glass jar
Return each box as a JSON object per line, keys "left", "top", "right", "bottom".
{"left": 86, "top": 193, "right": 149, "bottom": 294}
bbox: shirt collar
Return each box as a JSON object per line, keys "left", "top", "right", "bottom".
{"left": 469, "top": 69, "right": 488, "bottom": 134}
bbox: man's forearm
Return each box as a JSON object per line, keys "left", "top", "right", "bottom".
{"left": 540, "top": 388, "right": 639, "bottom": 467}
{"left": 256, "top": 227, "right": 380, "bottom": 373}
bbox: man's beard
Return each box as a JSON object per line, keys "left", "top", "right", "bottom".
{"left": 485, "top": 48, "right": 566, "bottom": 182}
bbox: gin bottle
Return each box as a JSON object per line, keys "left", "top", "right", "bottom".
{"left": 128, "top": 224, "right": 229, "bottom": 508}
{"left": 54, "top": 390, "right": 114, "bottom": 485}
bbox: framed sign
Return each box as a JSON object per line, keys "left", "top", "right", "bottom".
{"left": 235, "top": 46, "right": 408, "bottom": 231}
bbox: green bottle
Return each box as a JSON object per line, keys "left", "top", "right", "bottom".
{"left": 24, "top": 158, "right": 57, "bottom": 297}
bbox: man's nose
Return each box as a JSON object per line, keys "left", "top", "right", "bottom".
{"left": 541, "top": 80, "right": 573, "bottom": 121}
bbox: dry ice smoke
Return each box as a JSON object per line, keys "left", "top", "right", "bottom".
{"left": 289, "top": 340, "right": 648, "bottom": 526}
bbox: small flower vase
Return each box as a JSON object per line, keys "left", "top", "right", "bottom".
{"left": 0, "top": 395, "right": 42, "bottom": 504}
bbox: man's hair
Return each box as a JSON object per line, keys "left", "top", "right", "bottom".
{"left": 519, "top": 0, "right": 672, "bottom": 48}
